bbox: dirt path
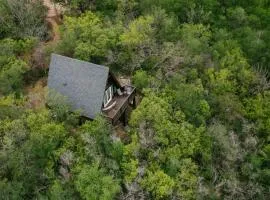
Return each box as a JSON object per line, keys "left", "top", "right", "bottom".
{"left": 44, "top": 0, "right": 58, "bottom": 18}
{"left": 31, "top": 0, "right": 61, "bottom": 69}
{"left": 44, "top": 0, "right": 61, "bottom": 41}
{"left": 25, "top": 0, "right": 62, "bottom": 109}
{"left": 31, "top": 0, "right": 62, "bottom": 69}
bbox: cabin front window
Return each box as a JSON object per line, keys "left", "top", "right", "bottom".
{"left": 103, "top": 85, "right": 113, "bottom": 107}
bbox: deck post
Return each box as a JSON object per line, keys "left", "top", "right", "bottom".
{"left": 123, "top": 109, "right": 128, "bottom": 126}
{"left": 132, "top": 96, "right": 137, "bottom": 109}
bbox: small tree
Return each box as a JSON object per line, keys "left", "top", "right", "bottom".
{"left": 0, "top": 0, "right": 48, "bottom": 39}
{"left": 141, "top": 170, "right": 175, "bottom": 199}
{"left": 75, "top": 164, "right": 120, "bottom": 200}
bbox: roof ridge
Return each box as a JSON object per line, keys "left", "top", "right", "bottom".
{"left": 51, "top": 53, "right": 110, "bottom": 71}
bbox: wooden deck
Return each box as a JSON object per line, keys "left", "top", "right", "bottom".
{"left": 102, "top": 87, "right": 136, "bottom": 124}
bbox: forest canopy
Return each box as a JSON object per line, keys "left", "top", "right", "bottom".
{"left": 0, "top": 0, "right": 270, "bottom": 199}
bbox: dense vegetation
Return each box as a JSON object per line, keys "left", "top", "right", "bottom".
{"left": 0, "top": 0, "right": 270, "bottom": 199}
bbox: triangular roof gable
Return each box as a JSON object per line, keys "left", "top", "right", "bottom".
{"left": 48, "top": 54, "right": 109, "bottom": 119}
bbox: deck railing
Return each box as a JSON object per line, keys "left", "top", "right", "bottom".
{"left": 102, "top": 86, "right": 136, "bottom": 124}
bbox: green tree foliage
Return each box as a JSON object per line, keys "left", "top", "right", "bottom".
{"left": 0, "top": 0, "right": 48, "bottom": 39}
{"left": 78, "top": 117, "right": 124, "bottom": 174}
{"left": 0, "top": 59, "right": 28, "bottom": 95}
{"left": 48, "top": 180, "right": 78, "bottom": 200}
{"left": 132, "top": 70, "right": 150, "bottom": 91}
{"left": 122, "top": 92, "right": 208, "bottom": 199}
{"left": 227, "top": 7, "right": 248, "bottom": 28}
{"left": 181, "top": 24, "right": 211, "bottom": 56}
{"left": 0, "top": 38, "right": 36, "bottom": 95}
{"left": 175, "top": 158, "right": 198, "bottom": 200}
{"left": 120, "top": 16, "right": 154, "bottom": 48}
{"left": 75, "top": 165, "right": 120, "bottom": 200}
{"left": 53, "top": 0, "right": 95, "bottom": 13}
{"left": 168, "top": 74, "right": 211, "bottom": 126}
{"left": 0, "top": 95, "right": 25, "bottom": 120}
{"left": 57, "top": 11, "right": 116, "bottom": 63}
{"left": 53, "top": 0, "right": 118, "bottom": 15}
{"left": 0, "top": 95, "right": 122, "bottom": 199}
{"left": 1, "top": 0, "right": 270, "bottom": 199}
{"left": 141, "top": 170, "right": 175, "bottom": 199}
{"left": 0, "top": 110, "right": 67, "bottom": 198}
{"left": 118, "top": 15, "right": 155, "bottom": 73}
{"left": 138, "top": 0, "right": 217, "bottom": 23}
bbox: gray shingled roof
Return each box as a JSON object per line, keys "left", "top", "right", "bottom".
{"left": 48, "top": 54, "right": 109, "bottom": 119}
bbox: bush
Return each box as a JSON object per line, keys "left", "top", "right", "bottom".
{"left": 133, "top": 70, "right": 150, "bottom": 91}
